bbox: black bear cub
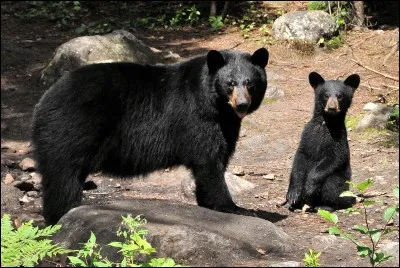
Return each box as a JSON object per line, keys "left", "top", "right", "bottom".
{"left": 32, "top": 48, "right": 269, "bottom": 225}
{"left": 283, "top": 72, "right": 360, "bottom": 212}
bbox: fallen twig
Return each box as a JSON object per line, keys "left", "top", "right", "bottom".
{"left": 350, "top": 59, "right": 399, "bottom": 82}
{"left": 383, "top": 41, "right": 399, "bottom": 66}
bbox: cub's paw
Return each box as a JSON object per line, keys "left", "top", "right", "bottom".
{"left": 286, "top": 189, "right": 302, "bottom": 206}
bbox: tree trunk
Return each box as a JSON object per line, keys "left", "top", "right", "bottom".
{"left": 353, "top": 1, "right": 365, "bottom": 26}
{"left": 221, "top": 1, "right": 229, "bottom": 19}
{"left": 210, "top": 1, "right": 217, "bottom": 17}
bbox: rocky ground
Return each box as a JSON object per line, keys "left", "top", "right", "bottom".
{"left": 1, "top": 1, "right": 399, "bottom": 267}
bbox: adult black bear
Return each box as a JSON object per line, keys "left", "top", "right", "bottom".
{"left": 283, "top": 72, "right": 360, "bottom": 212}
{"left": 32, "top": 48, "right": 269, "bottom": 225}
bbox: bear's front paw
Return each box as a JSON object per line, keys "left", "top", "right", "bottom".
{"left": 286, "top": 189, "right": 301, "bottom": 205}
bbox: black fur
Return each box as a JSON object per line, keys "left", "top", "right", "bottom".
{"left": 32, "top": 48, "right": 269, "bottom": 225}
{"left": 284, "top": 72, "right": 360, "bottom": 212}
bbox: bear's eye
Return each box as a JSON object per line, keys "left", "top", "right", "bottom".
{"left": 324, "top": 93, "right": 329, "bottom": 99}
{"left": 227, "top": 81, "right": 236, "bottom": 92}
{"left": 245, "top": 79, "right": 253, "bottom": 88}
{"left": 337, "top": 93, "right": 343, "bottom": 100}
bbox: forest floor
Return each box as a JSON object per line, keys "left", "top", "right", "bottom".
{"left": 1, "top": 1, "right": 399, "bottom": 267}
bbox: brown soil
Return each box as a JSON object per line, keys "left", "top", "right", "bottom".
{"left": 1, "top": 1, "right": 399, "bottom": 267}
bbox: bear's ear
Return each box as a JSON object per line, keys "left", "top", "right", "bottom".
{"left": 251, "top": 48, "right": 269, "bottom": 69}
{"left": 344, "top": 74, "right": 360, "bottom": 92}
{"left": 309, "top": 72, "right": 325, "bottom": 89}
{"left": 207, "top": 50, "right": 225, "bottom": 73}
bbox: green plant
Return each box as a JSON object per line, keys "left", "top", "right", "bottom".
{"left": 14, "top": 1, "right": 85, "bottom": 30}
{"left": 259, "top": 24, "right": 270, "bottom": 36}
{"left": 307, "top": 1, "right": 327, "bottom": 11}
{"left": 318, "top": 180, "right": 399, "bottom": 267}
{"left": 307, "top": 1, "right": 352, "bottom": 49}
{"left": 1, "top": 214, "right": 72, "bottom": 267}
{"left": 209, "top": 15, "right": 224, "bottom": 31}
{"left": 345, "top": 114, "right": 363, "bottom": 129}
{"left": 387, "top": 105, "right": 399, "bottom": 131}
{"left": 68, "top": 214, "right": 182, "bottom": 267}
{"left": 239, "top": 21, "right": 255, "bottom": 39}
{"left": 303, "top": 249, "right": 322, "bottom": 267}
{"left": 326, "top": 33, "right": 344, "bottom": 50}
{"left": 170, "top": 4, "right": 200, "bottom": 27}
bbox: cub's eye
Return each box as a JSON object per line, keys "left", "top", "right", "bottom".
{"left": 245, "top": 79, "right": 253, "bottom": 88}
{"left": 324, "top": 93, "right": 329, "bottom": 99}
{"left": 337, "top": 93, "right": 343, "bottom": 100}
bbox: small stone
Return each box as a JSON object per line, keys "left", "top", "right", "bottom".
{"left": 20, "top": 175, "right": 30, "bottom": 181}
{"left": 26, "top": 191, "right": 40, "bottom": 198}
{"left": 19, "top": 158, "right": 36, "bottom": 171}
{"left": 263, "top": 174, "right": 275, "bottom": 180}
{"left": 4, "top": 173, "right": 14, "bottom": 184}
{"left": 273, "top": 261, "right": 301, "bottom": 267}
{"left": 28, "top": 173, "right": 42, "bottom": 184}
{"left": 19, "top": 195, "right": 35, "bottom": 204}
{"left": 164, "top": 51, "right": 181, "bottom": 59}
{"left": 231, "top": 165, "right": 245, "bottom": 176}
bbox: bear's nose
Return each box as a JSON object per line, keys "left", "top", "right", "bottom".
{"left": 236, "top": 102, "right": 249, "bottom": 113}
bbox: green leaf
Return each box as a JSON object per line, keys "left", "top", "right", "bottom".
{"left": 384, "top": 206, "right": 397, "bottom": 222}
{"left": 353, "top": 225, "right": 368, "bottom": 234}
{"left": 328, "top": 226, "right": 341, "bottom": 235}
{"left": 369, "top": 229, "right": 381, "bottom": 243}
{"left": 373, "top": 251, "right": 393, "bottom": 264}
{"left": 93, "top": 261, "right": 110, "bottom": 267}
{"left": 363, "top": 200, "right": 376, "bottom": 206}
{"left": 393, "top": 186, "right": 399, "bottom": 199}
{"left": 318, "top": 209, "right": 338, "bottom": 224}
{"left": 356, "top": 179, "right": 374, "bottom": 192}
{"left": 356, "top": 242, "right": 372, "bottom": 257}
{"left": 344, "top": 207, "right": 362, "bottom": 214}
{"left": 108, "top": 242, "right": 124, "bottom": 248}
{"left": 68, "top": 256, "right": 87, "bottom": 266}
{"left": 340, "top": 191, "right": 357, "bottom": 198}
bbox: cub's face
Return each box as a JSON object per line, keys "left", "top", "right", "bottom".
{"left": 309, "top": 72, "right": 360, "bottom": 116}
{"left": 207, "top": 48, "right": 269, "bottom": 118}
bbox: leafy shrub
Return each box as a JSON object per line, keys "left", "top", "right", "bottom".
{"left": 1, "top": 214, "right": 72, "bottom": 267}
{"left": 170, "top": 4, "right": 200, "bottom": 27}
{"left": 307, "top": 1, "right": 327, "bottom": 11}
{"left": 303, "top": 249, "right": 322, "bottom": 267}
{"left": 68, "top": 214, "right": 182, "bottom": 267}
{"left": 387, "top": 104, "right": 399, "bottom": 131}
{"left": 209, "top": 15, "right": 224, "bottom": 32}
{"left": 318, "top": 180, "right": 399, "bottom": 267}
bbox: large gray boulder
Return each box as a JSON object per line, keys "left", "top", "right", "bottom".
{"left": 272, "top": 11, "right": 337, "bottom": 42}
{"left": 53, "top": 199, "right": 292, "bottom": 267}
{"left": 40, "top": 30, "right": 158, "bottom": 86}
{"left": 355, "top": 103, "right": 393, "bottom": 131}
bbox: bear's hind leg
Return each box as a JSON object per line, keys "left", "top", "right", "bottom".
{"left": 41, "top": 167, "right": 88, "bottom": 225}
{"left": 319, "top": 176, "right": 356, "bottom": 211}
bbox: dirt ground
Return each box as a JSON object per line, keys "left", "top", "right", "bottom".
{"left": 1, "top": 1, "right": 399, "bottom": 267}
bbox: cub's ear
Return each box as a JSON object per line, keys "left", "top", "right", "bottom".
{"left": 344, "top": 74, "right": 360, "bottom": 92}
{"left": 251, "top": 48, "right": 269, "bottom": 69}
{"left": 309, "top": 72, "right": 325, "bottom": 89}
{"left": 207, "top": 50, "right": 225, "bottom": 73}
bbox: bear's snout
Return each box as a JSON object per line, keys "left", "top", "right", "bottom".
{"left": 229, "top": 86, "right": 251, "bottom": 118}
{"left": 324, "top": 96, "right": 340, "bottom": 113}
